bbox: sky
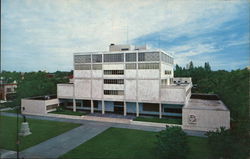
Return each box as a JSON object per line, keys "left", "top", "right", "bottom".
{"left": 1, "top": 0, "right": 249, "bottom": 72}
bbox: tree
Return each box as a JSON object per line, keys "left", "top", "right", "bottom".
{"left": 206, "top": 127, "right": 250, "bottom": 159}
{"left": 189, "top": 61, "right": 194, "bottom": 70}
{"left": 156, "top": 126, "right": 189, "bottom": 159}
{"left": 204, "top": 62, "right": 211, "bottom": 71}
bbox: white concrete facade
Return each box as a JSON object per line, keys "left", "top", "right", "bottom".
{"left": 21, "top": 96, "right": 59, "bottom": 115}
{"left": 182, "top": 98, "right": 230, "bottom": 131}
{"left": 55, "top": 44, "right": 230, "bottom": 131}
{"left": 57, "top": 44, "right": 191, "bottom": 118}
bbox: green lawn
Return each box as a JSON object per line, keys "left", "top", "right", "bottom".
{"left": 0, "top": 115, "right": 81, "bottom": 151}
{"left": 49, "top": 108, "right": 87, "bottom": 116}
{"left": 134, "top": 117, "right": 182, "bottom": 125}
{"left": 60, "top": 127, "right": 211, "bottom": 159}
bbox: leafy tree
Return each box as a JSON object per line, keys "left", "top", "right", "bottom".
{"left": 206, "top": 127, "right": 250, "bottom": 159}
{"left": 156, "top": 126, "right": 189, "bottom": 159}
{"left": 204, "top": 62, "right": 211, "bottom": 71}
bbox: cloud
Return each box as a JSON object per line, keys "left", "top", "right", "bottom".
{"left": 1, "top": 0, "right": 249, "bottom": 71}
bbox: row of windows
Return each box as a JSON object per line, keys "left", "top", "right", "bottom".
{"left": 138, "top": 63, "right": 159, "bottom": 69}
{"left": 104, "top": 54, "right": 124, "bottom": 62}
{"left": 75, "top": 55, "right": 102, "bottom": 63}
{"left": 138, "top": 52, "right": 159, "bottom": 61}
{"left": 74, "top": 52, "right": 171, "bottom": 63}
{"left": 165, "top": 70, "right": 172, "bottom": 75}
{"left": 126, "top": 63, "right": 137, "bottom": 69}
{"left": 104, "top": 90, "right": 124, "bottom": 95}
{"left": 74, "top": 64, "right": 91, "bottom": 70}
{"left": 75, "top": 63, "right": 161, "bottom": 70}
{"left": 161, "top": 53, "right": 174, "bottom": 64}
{"left": 104, "top": 79, "right": 124, "bottom": 84}
{"left": 74, "top": 64, "right": 102, "bottom": 70}
{"left": 104, "top": 70, "right": 124, "bottom": 75}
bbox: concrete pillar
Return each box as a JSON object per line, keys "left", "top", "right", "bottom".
{"left": 91, "top": 100, "right": 94, "bottom": 114}
{"left": 124, "top": 101, "right": 127, "bottom": 116}
{"left": 73, "top": 99, "right": 76, "bottom": 112}
{"left": 136, "top": 102, "right": 139, "bottom": 117}
{"left": 159, "top": 103, "right": 162, "bottom": 119}
{"left": 102, "top": 100, "right": 105, "bottom": 114}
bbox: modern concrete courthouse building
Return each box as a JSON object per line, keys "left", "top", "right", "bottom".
{"left": 22, "top": 44, "right": 230, "bottom": 131}
{"left": 57, "top": 44, "right": 192, "bottom": 118}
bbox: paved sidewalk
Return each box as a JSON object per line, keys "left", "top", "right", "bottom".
{"left": 0, "top": 149, "right": 16, "bottom": 159}
{"left": 6, "top": 124, "right": 109, "bottom": 158}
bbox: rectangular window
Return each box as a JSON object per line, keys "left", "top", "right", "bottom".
{"left": 92, "top": 54, "right": 102, "bottom": 63}
{"left": 74, "top": 55, "right": 91, "bottom": 63}
{"left": 74, "top": 64, "right": 91, "bottom": 70}
{"left": 125, "top": 53, "right": 136, "bottom": 62}
{"left": 104, "top": 79, "right": 124, "bottom": 84}
{"left": 138, "top": 63, "right": 159, "bottom": 69}
{"left": 93, "top": 101, "right": 98, "bottom": 108}
{"left": 165, "top": 70, "right": 171, "bottom": 75}
{"left": 143, "top": 103, "right": 159, "bottom": 112}
{"left": 138, "top": 52, "right": 160, "bottom": 61}
{"left": 126, "top": 63, "right": 137, "bottom": 69}
{"left": 46, "top": 104, "right": 58, "bottom": 110}
{"left": 104, "top": 53, "right": 124, "bottom": 62}
{"left": 92, "top": 64, "right": 102, "bottom": 70}
{"left": 104, "top": 70, "right": 124, "bottom": 75}
{"left": 164, "top": 108, "right": 182, "bottom": 113}
{"left": 104, "top": 90, "right": 124, "bottom": 95}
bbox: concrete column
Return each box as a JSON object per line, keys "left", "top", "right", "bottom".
{"left": 136, "top": 102, "right": 139, "bottom": 117}
{"left": 124, "top": 101, "right": 127, "bottom": 116}
{"left": 102, "top": 100, "right": 105, "bottom": 114}
{"left": 91, "top": 100, "right": 94, "bottom": 114}
{"left": 159, "top": 103, "right": 162, "bottom": 119}
{"left": 73, "top": 99, "right": 76, "bottom": 112}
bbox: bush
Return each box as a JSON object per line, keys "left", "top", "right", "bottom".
{"left": 206, "top": 127, "right": 250, "bottom": 159}
{"left": 156, "top": 126, "right": 189, "bottom": 159}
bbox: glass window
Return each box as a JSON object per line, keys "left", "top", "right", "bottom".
{"left": 126, "top": 53, "right": 136, "bottom": 62}
{"left": 138, "top": 63, "right": 159, "bottom": 69}
{"left": 104, "top": 70, "right": 124, "bottom": 75}
{"left": 104, "top": 90, "right": 124, "bottom": 95}
{"left": 92, "top": 64, "right": 102, "bottom": 70}
{"left": 74, "top": 55, "right": 91, "bottom": 63}
{"left": 104, "top": 53, "right": 124, "bottom": 62}
{"left": 74, "top": 64, "right": 91, "bottom": 70}
{"left": 126, "top": 63, "right": 136, "bottom": 69}
{"left": 92, "top": 54, "right": 102, "bottom": 63}
{"left": 138, "top": 52, "right": 159, "bottom": 61}
{"left": 104, "top": 79, "right": 124, "bottom": 84}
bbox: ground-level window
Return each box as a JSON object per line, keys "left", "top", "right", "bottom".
{"left": 164, "top": 108, "right": 182, "bottom": 113}
{"left": 143, "top": 103, "right": 159, "bottom": 112}
{"left": 46, "top": 104, "right": 58, "bottom": 110}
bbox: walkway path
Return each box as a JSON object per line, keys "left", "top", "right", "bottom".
{"left": 6, "top": 124, "right": 109, "bottom": 158}
{"left": 1, "top": 112, "right": 206, "bottom": 158}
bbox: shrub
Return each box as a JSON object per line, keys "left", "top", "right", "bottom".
{"left": 206, "top": 127, "right": 250, "bottom": 159}
{"left": 156, "top": 126, "right": 189, "bottom": 159}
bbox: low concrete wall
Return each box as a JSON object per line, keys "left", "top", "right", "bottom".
{"left": 130, "top": 120, "right": 181, "bottom": 128}
{"left": 21, "top": 98, "right": 59, "bottom": 115}
{"left": 182, "top": 108, "right": 230, "bottom": 131}
{"left": 22, "top": 99, "right": 46, "bottom": 114}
